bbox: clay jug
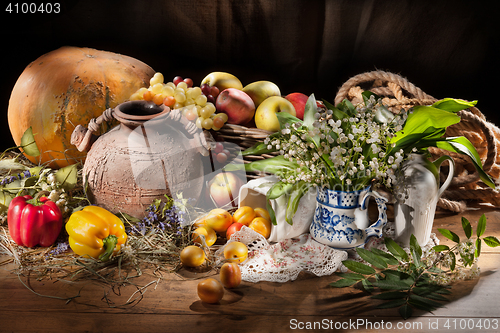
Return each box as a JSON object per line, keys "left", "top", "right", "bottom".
{"left": 71, "top": 101, "right": 207, "bottom": 218}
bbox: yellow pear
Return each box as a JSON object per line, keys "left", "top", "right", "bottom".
{"left": 242, "top": 81, "right": 281, "bottom": 107}
{"left": 201, "top": 72, "right": 243, "bottom": 91}
{"left": 255, "top": 96, "right": 296, "bottom": 132}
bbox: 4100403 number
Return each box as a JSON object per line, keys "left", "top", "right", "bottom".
{"left": 6, "top": 3, "right": 61, "bottom": 14}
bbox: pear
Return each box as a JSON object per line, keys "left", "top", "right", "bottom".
{"left": 242, "top": 81, "right": 281, "bottom": 107}
{"left": 201, "top": 72, "right": 243, "bottom": 91}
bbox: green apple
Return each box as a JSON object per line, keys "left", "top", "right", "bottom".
{"left": 242, "top": 81, "right": 281, "bottom": 107}
{"left": 255, "top": 96, "right": 296, "bottom": 132}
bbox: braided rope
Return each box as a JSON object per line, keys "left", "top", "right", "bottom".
{"left": 334, "top": 70, "right": 500, "bottom": 212}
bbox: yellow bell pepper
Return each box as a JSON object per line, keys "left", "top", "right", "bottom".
{"left": 66, "top": 206, "right": 127, "bottom": 261}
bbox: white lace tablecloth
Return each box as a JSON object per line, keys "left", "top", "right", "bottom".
{"left": 215, "top": 222, "right": 439, "bottom": 283}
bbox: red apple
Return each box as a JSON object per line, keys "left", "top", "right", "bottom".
{"left": 215, "top": 88, "right": 255, "bottom": 125}
{"left": 226, "top": 222, "right": 244, "bottom": 239}
{"left": 285, "top": 92, "right": 308, "bottom": 120}
{"left": 209, "top": 171, "right": 242, "bottom": 208}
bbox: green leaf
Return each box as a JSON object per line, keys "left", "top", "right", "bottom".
{"left": 384, "top": 238, "right": 409, "bottom": 262}
{"left": 438, "top": 228, "right": 460, "bottom": 243}
{"left": 266, "top": 199, "right": 277, "bottom": 226}
{"left": 409, "top": 294, "right": 444, "bottom": 309}
{"left": 342, "top": 260, "right": 376, "bottom": 275}
{"left": 477, "top": 214, "right": 487, "bottom": 237}
{"left": 475, "top": 238, "right": 482, "bottom": 258}
{"left": 303, "top": 94, "right": 318, "bottom": 130}
{"left": 266, "top": 181, "right": 293, "bottom": 200}
{"left": 330, "top": 278, "right": 358, "bottom": 288}
{"left": 356, "top": 248, "right": 388, "bottom": 269}
{"left": 425, "top": 293, "right": 449, "bottom": 302}
{"left": 412, "top": 249, "right": 423, "bottom": 268}
{"left": 361, "top": 90, "right": 381, "bottom": 103}
{"left": 382, "top": 269, "right": 413, "bottom": 282}
{"left": 370, "top": 248, "right": 400, "bottom": 265}
{"left": 372, "top": 280, "right": 412, "bottom": 290}
{"left": 391, "top": 105, "right": 461, "bottom": 145}
{"left": 54, "top": 164, "right": 78, "bottom": 191}
{"left": 276, "top": 111, "right": 302, "bottom": 130}
{"left": 373, "top": 104, "right": 395, "bottom": 124}
{"left": 362, "top": 278, "right": 374, "bottom": 292}
{"left": 410, "top": 234, "right": 422, "bottom": 258}
{"left": 0, "top": 159, "right": 29, "bottom": 171}
{"left": 462, "top": 217, "right": 472, "bottom": 239}
{"left": 242, "top": 141, "right": 276, "bottom": 156}
{"left": 285, "top": 181, "right": 309, "bottom": 225}
{"left": 427, "top": 266, "right": 445, "bottom": 274}
{"left": 432, "top": 98, "right": 477, "bottom": 112}
{"left": 399, "top": 304, "right": 413, "bottom": 320}
{"left": 375, "top": 298, "right": 407, "bottom": 309}
{"left": 336, "top": 272, "right": 365, "bottom": 281}
{"left": 432, "top": 244, "right": 450, "bottom": 252}
{"left": 483, "top": 236, "right": 500, "bottom": 247}
{"left": 20, "top": 127, "right": 40, "bottom": 157}
{"left": 245, "top": 155, "right": 300, "bottom": 175}
{"left": 435, "top": 137, "right": 495, "bottom": 189}
{"left": 371, "top": 291, "right": 407, "bottom": 300}
{"left": 449, "top": 251, "right": 456, "bottom": 271}
{"left": 413, "top": 284, "right": 446, "bottom": 297}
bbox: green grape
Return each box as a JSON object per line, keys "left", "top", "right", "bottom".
{"left": 150, "top": 72, "right": 164, "bottom": 86}
{"left": 195, "top": 94, "right": 207, "bottom": 106}
{"left": 202, "top": 118, "right": 214, "bottom": 130}
{"left": 200, "top": 106, "right": 214, "bottom": 118}
{"left": 174, "top": 91, "right": 187, "bottom": 103}
{"left": 151, "top": 83, "right": 164, "bottom": 95}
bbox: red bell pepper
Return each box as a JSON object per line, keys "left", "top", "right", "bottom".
{"left": 7, "top": 195, "right": 63, "bottom": 248}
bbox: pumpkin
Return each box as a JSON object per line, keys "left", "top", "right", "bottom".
{"left": 8, "top": 46, "right": 155, "bottom": 168}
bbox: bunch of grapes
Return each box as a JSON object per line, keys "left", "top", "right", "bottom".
{"left": 129, "top": 72, "right": 228, "bottom": 131}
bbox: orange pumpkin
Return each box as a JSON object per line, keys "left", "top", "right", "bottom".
{"left": 8, "top": 46, "right": 155, "bottom": 168}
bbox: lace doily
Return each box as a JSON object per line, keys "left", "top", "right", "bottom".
{"left": 215, "top": 222, "right": 439, "bottom": 283}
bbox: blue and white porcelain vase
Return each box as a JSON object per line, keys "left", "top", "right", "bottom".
{"left": 309, "top": 186, "right": 388, "bottom": 249}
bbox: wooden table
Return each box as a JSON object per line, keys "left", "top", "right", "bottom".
{"left": 1, "top": 206, "right": 499, "bottom": 333}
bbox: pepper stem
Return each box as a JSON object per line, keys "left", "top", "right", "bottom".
{"left": 99, "top": 235, "right": 118, "bottom": 262}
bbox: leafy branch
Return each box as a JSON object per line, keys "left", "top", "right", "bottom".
{"left": 330, "top": 214, "right": 499, "bottom": 319}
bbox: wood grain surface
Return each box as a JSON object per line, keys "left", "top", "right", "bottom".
{"left": 1, "top": 207, "right": 499, "bottom": 333}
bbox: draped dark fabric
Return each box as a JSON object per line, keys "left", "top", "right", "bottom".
{"left": 1, "top": 0, "right": 498, "bottom": 149}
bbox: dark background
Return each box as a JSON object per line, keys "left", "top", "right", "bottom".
{"left": 1, "top": 0, "right": 498, "bottom": 151}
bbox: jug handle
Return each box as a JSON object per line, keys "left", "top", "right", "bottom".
{"left": 433, "top": 156, "right": 455, "bottom": 197}
{"left": 71, "top": 108, "right": 115, "bottom": 152}
{"left": 71, "top": 107, "right": 214, "bottom": 156}
{"left": 360, "top": 191, "right": 388, "bottom": 240}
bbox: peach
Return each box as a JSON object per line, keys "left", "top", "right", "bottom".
{"left": 205, "top": 209, "right": 233, "bottom": 233}
{"left": 248, "top": 217, "right": 272, "bottom": 239}
{"left": 220, "top": 262, "right": 242, "bottom": 288}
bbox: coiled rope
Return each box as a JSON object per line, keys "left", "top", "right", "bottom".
{"left": 334, "top": 70, "right": 500, "bottom": 212}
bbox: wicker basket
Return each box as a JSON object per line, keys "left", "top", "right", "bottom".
{"left": 214, "top": 123, "right": 279, "bottom": 179}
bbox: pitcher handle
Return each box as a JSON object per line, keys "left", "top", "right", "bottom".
{"left": 433, "top": 155, "right": 455, "bottom": 197}
{"left": 360, "top": 190, "right": 388, "bottom": 240}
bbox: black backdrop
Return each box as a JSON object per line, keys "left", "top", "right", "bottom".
{"left": 1, "top": 0, "right": 498, "bottom": 151}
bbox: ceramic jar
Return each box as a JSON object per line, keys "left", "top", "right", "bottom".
{"left": 393, "top": 154, "right": 455, "bottom": 246}
{"left": 309, "top": 186, "right": 388, "bottom": 249}
{"left": 71, "top": 101, "right": 206, "bottom": 218}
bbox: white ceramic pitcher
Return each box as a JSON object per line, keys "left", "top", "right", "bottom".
{"left": 394, "top": 154, "right": 455, "bottom": 246}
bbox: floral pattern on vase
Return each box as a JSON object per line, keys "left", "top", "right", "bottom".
{"left": 310, "top": 186, "right": 388, "bottom": 249}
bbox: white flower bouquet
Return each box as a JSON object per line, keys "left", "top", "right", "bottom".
{"left": 240, "top": 91, "right": 494, "bottom": 225}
